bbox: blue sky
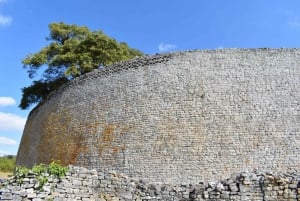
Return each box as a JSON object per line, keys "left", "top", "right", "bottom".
{"left": 1, "top": 0, "right": 300, "bottom": 156}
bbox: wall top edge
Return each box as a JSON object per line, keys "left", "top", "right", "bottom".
{"left": 27, "top": 47, "right": 300, "bottom": 117}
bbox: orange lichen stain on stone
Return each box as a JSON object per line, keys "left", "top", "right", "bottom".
{"left": 96, "top": 124, "right": 129, "bottom": 158}
{"left": 97, "top": 124, "right": 116, "bottom": 156}
{"left": 36, "top": 110, "right": 91, "bottom": 166}
{"left": 84, "top": 122, "right": 102, "bottom": 134}
{"left": 103, "top": 125, "right": 116, "bottom": 142}
{"left": 112, "top": 144, "right": 126, "bottom": 155}
{"left": 119, "top": 124, "right": 135, "bottom": 135}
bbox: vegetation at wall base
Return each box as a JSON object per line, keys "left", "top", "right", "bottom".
{"left": 14, "top": 161, "right": 68, "bottom": 189}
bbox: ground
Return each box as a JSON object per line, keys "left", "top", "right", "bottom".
{"left": 0, "top": 171, "right": 13, "bottom": 179}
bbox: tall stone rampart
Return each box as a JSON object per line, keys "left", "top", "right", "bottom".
{"left": 16, "top": 48, "right": 300, "bottom": 183}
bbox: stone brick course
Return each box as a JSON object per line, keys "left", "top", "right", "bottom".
{"left": 2, "top": 166, "right": 300, "bottom": 200}
{"left": 16, "top": 48, "right": 300, "bottom": 183}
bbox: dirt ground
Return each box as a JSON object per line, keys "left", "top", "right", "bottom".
{"left": 0, "top": 172, "right": 13, "bottom": 179}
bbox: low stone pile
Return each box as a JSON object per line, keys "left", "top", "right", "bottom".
{"left": 1, "top": 166, "right": 300, "bottom": 200}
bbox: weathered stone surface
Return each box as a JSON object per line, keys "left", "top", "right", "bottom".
{"left": 16, "top": 48, "right": 300, "bottom": 183}
{"left": 2, "top": 166, "right": 300, "bottom": 200}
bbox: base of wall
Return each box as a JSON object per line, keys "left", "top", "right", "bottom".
{"left": 1, "top": 166, "right": 300, "bottom": 200}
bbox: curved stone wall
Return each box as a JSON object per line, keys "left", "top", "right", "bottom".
{"left": 16, "top": 49, "right": 300, "bottom": 183}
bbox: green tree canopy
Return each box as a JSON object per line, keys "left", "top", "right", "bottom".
{"left": 20, "top": 22, "right": 143, "bottom": 109}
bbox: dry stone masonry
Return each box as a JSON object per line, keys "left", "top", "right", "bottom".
{"left": 2, "top": 166, "right": 300, "bottom": 200}
{"left": 16, "top": 48, "right": 300, "bottom": 184}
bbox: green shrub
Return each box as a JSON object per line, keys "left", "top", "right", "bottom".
{"left": 14, "top": 166, "right": 29, "bottom": 184}
{"left": 14, "top": 161, "right": 68, "bottom": 189}
{"left": 32, "top": 163, "right": 47, "bottom": 174}
{"left": 0, "top": 155, "right": 16, "bottom": 172}
{"left": 48, "top": 161, "right": 68, "bottom": 178}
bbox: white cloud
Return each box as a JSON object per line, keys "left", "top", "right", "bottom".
{"left": 0, "top": 112, "right": 26, "bottom": 131}
{"left": 0, "top": 14, "right": 12, "bottom": 26}
{"left": 0, "top": 136, "right": 17, "bottom": 145}
{"left": 0, "top": 97, "right": 16, "bottom": 106}
{"left": 158, "top": 42, "right": 176, "bottom": 52}
{"left": 0, "top": 0, "right": 12, "bottom": 27}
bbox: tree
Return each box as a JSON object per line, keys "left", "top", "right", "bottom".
{"left": 20, "top": 22, "right": 143, "bottom": 109}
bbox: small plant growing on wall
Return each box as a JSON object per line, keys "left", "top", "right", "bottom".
{"left": 14, "top": 160, "right": 68, "bottom": 189}
{"left": 48, "top": 161, "right": 68, "bottom": 178}
{"left": 14, "top": 166, "right": 29, "bottom": 185}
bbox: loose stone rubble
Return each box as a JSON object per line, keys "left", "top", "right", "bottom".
{"left": 1, "top": 165, "right": 300, "bottom": 200}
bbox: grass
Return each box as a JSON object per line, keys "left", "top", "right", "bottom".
{"left": 0, "top": 155, "right": 15, "bottom": 178}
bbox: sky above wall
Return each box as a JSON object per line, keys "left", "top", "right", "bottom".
{"left": 1, "top": 0, "right": 300, "bottom": 156}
